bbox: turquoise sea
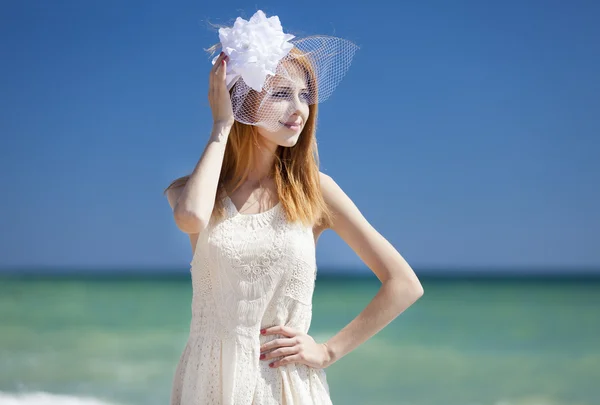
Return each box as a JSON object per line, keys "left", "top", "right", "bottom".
{"left": 0, "top": 274, "right": 599, "bottom": 405}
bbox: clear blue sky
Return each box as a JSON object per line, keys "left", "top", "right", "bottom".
{"left": 1, "top": 1, "right": 598, "bottom": 274}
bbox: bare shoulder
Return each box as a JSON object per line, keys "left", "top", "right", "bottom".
{"left": 318, "top": 171, "right": 341, "bottom": 204}
{"left": 318, "top": 171, "right": 363, "bottom": 226}
{"left": 165, "top": 184, "right": 200, "bottom": 253}
{"left": 315, "top": 171, "right": 365, "bottom": 236}
{"left": 166, "top": 185, "right": 184, "bottom": 210}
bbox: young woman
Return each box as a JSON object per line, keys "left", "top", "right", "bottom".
{"left": 164, "top": 10, "right": 424, "bottom": 405}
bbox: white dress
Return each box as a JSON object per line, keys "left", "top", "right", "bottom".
{"left": 170, "top": 196, "right": 333, "bottom": 405}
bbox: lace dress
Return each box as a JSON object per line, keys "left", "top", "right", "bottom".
{"left": 170, "top": 196, "right": 333, "bottom": 405}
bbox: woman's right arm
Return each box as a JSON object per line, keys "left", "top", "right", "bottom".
{"left": 170, "top": 123, "right": 231, "bottom": 233}
{"left": 169, "top": 52, "right": 234, "bottom": 234}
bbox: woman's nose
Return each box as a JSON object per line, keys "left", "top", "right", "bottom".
{"left": 291, "top": 93, "right": 304, "bottom": 111}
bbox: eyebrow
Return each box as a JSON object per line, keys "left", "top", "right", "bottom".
{"left": 274, "top": 86, "right": 308, "bottom": 91}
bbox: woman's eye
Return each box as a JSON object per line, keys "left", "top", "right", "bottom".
{"left": 270, "top": 91, "right": 310, "bottom": 101}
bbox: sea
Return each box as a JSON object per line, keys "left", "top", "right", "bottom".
{"left": 0, "top": 272, "right": 599, "bottom": 405}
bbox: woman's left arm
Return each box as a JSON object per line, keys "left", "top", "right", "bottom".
{"left": 261, "top": 172, "right": 423, "bottom": 369}
{"left": 318, "top": 172, "right": 424, "bottom": 366}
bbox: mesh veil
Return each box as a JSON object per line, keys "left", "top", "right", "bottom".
{"left": 214, "top": 35, "right": 359, "bottom": 132}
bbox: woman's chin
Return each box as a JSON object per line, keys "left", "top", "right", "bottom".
{"left": 257, "top": 128, "right": 302, "bottom": 148}
{"left": 277, "top": 135, "right": 300, "bottom": 148}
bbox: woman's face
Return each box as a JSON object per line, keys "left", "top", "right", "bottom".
{"left": 255, "top": 66, "right": 311, "bottom": 148}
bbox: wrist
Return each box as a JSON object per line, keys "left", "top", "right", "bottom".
{"left": 212, "top": 119, "right": 234, "bottom": 131}
{"left": 322, "top": 342, "right": 337, "bottom": 367}
{"left": 210, "top": 121, "right": 233, "bottom": 142}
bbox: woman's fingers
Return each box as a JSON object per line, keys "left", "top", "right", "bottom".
{"left": 207, "top": 51, "right": 234, "bottom": 125}
{"left": 261, "top": 325, "right": 298, "bottom": 338}
{"left": 209, "top": 52, "right": 228, "bottom": 91}
{"left": 261, "top": 346, "right": 298, "bottom": 361}
{"left": 220, "top": 58, "right": 228, "bottom": 81}
{"left": 210, "top": 52, "right": 226, "bottom": 75}
{"left": 259, "top": 337, "right": 296, "bottom": 353}
{"left": 270, "top": 354, "right": 303, "bottom": 368}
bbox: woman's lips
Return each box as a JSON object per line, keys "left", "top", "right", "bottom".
{"left": 281, "top": 121, "right": 302, "bottom": 130}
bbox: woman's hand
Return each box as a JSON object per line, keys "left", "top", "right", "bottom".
{"left": 259, "top": 325, "right": 333, "bottom": 369}
{"left": 208, "top": 52, "right": 235, "bottom": 127}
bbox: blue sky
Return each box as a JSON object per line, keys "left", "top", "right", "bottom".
{"left": 0, "top": 1, "right": 598, "bottom": 274}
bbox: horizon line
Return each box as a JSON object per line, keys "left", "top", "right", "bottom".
{"left": 1, "top": 264, "right": 599, "bottom": 280}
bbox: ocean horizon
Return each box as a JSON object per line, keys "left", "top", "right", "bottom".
{"left": 1, "top": 265, "right": 599, "bottom": 278}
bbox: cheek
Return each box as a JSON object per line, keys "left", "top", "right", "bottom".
{"left": 256, "top": 100, "right": 283, "bottom": 120}
{"left": 302, "top": 104, "right": 310, "bottom": 118}
{"left": 266, "top": 100, "right": 289, "bottom": 114}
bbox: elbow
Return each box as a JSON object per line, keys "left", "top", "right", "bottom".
{"left": 173, "top": 207, "right": 209, "bottom": 234}
{"left": 412, "top": 283, "right": 424, "bottom": 301}
{"left": 387, "top": 277, "right": 424, "bottom": 305}
{"left": 406, "top": 275, "right": 424, "bottom": 301}
{"left": 404, "top": 282, "right": 424, "bottom": 309}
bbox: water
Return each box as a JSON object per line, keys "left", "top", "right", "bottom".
{"left": 0, "top": 274, "right": 598, "bottom": 405}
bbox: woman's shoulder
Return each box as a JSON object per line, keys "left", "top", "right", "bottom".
{"left": 317, "top": 171, "right": 364, "bottom": 232}
{"left": 164, "top": 175, "right": 190, "bottom": 209}
{"left": 318, "top": 171, "right": 343, "bottom": 208}
{"left": 316, "top": 171, "right": 349, "bottom": 233}
{"left": 165, "top": 184, "right": 185, "bottom": 210}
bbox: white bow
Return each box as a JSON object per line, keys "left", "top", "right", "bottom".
{"left": 212, "top": 10, "right": 296, "bottom": 92}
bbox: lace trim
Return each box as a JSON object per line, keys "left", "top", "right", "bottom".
{"left": 225, "top": 195, "right": 282, "bottom": 228}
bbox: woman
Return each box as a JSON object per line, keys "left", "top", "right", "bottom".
{"left": 164, "top": 10, "right": 424, "bottom": 405}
